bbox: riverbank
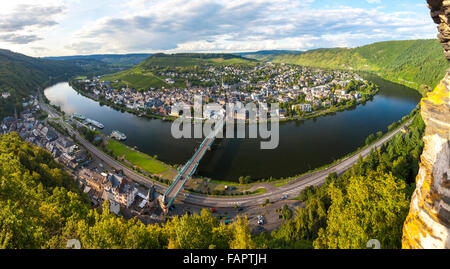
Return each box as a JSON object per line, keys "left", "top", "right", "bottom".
{"left": 68, "top": 78, "right": 379, "bottom": 124}
{"left": 86, "top": 106, "right": 420, "bottom": 198}
{"left": 45, "top": 78, "right": 420, "bottom": 184}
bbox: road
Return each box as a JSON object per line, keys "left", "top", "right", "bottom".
{"left": 39, "top": 91, "right": 412, "bottom": 208}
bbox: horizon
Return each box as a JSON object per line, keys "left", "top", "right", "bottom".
{"left": 0, "top": 0, "right": 437, "bottom": 57}
{"left": 3, "top": 37, "right": 437, "bottom": 59}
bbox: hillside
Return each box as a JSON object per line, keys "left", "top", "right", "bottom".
{"left": 45, "top": 53, "right": 152, "bottom": 68}
{"left": 0, "top": 132, "right": 256, "bottom": 249}
{"left": 101, "top": 53, "right": 257, "bottom": 90}
{"left": 260, "top": 39, "right": 449, "bottom": 95}
{"left": 236, "top": 50, "right": 302, "bottom": 62}
{"left": 139, "top": 53, "right": 256, "bottom": 67}
{"left": 0, "top": 49, "right": 120, "bottom": 119}
{"left": 0, "top": 110, "right": 425, "bottom": 249}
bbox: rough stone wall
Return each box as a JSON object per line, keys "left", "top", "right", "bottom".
{"left": 429, "top": 0, "right": 450, "bottom": 59}
{"left": 401, "top": 0, "right": 450, "bottom": 249}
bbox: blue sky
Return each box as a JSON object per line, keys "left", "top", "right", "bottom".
{"left": 0, "top": 0, "right": 437, "bottom": 57}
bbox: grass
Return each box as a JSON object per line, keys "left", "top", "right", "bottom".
{"left": 125, "top": 150, "right": 168, "bottom": 174}
{"left": 250, "top": 188, "right": 267, "bottom": 195}
{"left": 273, "top": 181, "right": 289, "bottom": 188}
{"left": 106, "top": 139, "right": 168, "bottom": 175}
{"left": 101, "top": 67, "right": 168, "bottom": 90}
{"left": 106, "top": 139, "right": 128, "bottom": 156}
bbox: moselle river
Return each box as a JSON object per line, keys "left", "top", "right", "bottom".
{"left": 44, "top": 73, "right": 421, "bottom": 181}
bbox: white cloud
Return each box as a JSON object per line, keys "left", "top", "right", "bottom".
{"left": 63, "top": 1, "right": 434, "bottom": 55}
{"left": 0, "top": 0, "right": 66, "bottom": 45}
{"left": 0, "top": 0, "right": 437, "bottom": 56}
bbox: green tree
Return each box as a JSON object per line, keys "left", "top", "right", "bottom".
{"left": 313, "top": 171, "right": 410, "bottom": 249}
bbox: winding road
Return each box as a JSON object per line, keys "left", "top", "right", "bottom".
{"left": 39, "top": 91, "right": 412, "bottom": 208}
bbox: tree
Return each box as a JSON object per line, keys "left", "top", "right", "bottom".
{"left": 313, "top": 171, "right": 410, "bottom": 249}
{"left": 230, "top": 216, "right": 255, "bottom": 249}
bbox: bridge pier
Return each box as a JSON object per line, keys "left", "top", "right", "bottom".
{"left": 158, "top": 196, "right": 169, "bottom": 214}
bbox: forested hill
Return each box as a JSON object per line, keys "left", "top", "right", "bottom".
{"left": 44, "top": 53, "right": 152, "bottom": 68}
{"left": 249, "top": 39, "right": 449, "bottom": 95}
{"left": 0, "top": 132, "right": 256, "bottom": 249}
{"left": 0, "top": 49, "right": 120, "bottom": 119}
{"left": 139, "top": 53, "right": 257, "bottom": 68}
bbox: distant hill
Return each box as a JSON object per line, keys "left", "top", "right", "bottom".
{"left": 236, "top": 50, "right": 302, "bottom": 61}
{"left": 45, "top": 53, "right": 152, "bottom": 68}
{"left": 139, "top": 53, "right": 256, "bottom": 67}
{"left": 262, "top": 39, "right": 449, "bottom": 95}
{"left": 101, "top": 53, "right": 257, "bottom": 89}
{"left": 0, "top": 49, "right": 118, "bottom": 118}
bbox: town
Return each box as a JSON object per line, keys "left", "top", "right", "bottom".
{"left": 0, "top": 96, "right": 163, "bottom": 223}
{"left": 70, "top": 63, "right": 378, "bottom": 120}
{"left": 0, "top": 92, "right": 301, "bottom": 230}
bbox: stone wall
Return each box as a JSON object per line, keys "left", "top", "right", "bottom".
{"left": 401, "top": 0, "right": 450, "bottom": 249}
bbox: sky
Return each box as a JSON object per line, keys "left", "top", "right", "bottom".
{"left": 0, "top": 0, "right": 438, "bottom": 57}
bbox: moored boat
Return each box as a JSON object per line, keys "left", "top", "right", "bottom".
{"left": 111, "top": 130, "right": 127, "bottom": 140}
{"left": 86, "top": 118, "right": 104, "bottom": 129}
{"left": 72, "top": 113, "right": 86, "bottom": 120}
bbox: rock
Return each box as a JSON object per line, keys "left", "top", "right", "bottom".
{"left": 402, "top": 70, "right": 450, "bottom": 249}
{"left": 429, "top": 0, "right": 450, "bottom": 59}
{"left": 402, "top": 1, "right": 450, "bottom": 249}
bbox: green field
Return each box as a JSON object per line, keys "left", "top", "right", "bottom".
{"left": 106, "top": 139, "right": 168, "bottom": 175}
{"left": 101, "top": 67, "right": 168, "bottom": 90}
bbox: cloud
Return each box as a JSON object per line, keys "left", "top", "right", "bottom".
{"left": 63, "top": 0, "right": 434, "bottom": 54}
{"left": 0, "top": 2, "right": 65, "bottom": 44}
{"left": 0, "top": 33, "right": 42, "bottom": 44}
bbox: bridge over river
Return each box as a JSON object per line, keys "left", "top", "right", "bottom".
{"left": 163, "top": 118, "right": 226, "bottom": 210}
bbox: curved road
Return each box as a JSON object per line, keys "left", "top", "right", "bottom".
{"left": 39, "top": 91, "right": 412, "bottom": 208}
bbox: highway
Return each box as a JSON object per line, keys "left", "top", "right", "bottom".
{"left": 39, "top": 91, "right": 412, "bottom": 208}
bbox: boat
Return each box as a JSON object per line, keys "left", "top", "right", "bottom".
{"left": 111, "top": 130, "right": 127, "bottom": 140}
{"left": 72, "top": 113, "right": 86, "bottom": 120}
{"left": 85, "top": 118, "right": 104, "bottom": 129}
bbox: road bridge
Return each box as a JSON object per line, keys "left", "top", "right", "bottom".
{"left": 163, "top": 117, "right": 225, "bottom": 210}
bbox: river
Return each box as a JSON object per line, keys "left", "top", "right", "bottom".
{"left": 44, "top": 73, "right": 421, "bottom": 181}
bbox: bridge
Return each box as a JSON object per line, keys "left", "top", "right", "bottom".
{"left": 162, "top": 117, "right": 225, "bottom": 211}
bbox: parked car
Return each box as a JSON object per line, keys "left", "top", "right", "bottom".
{"left": 281, "top": 195, "right": 288, "bottom": 200}
{"left": 211, "top": 208, "right": 217, "bottom": 213}
{"left": 257, "top": 215, "right": 264, "bottom": 225}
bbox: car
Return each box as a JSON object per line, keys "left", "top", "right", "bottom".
{"left": 184, "top": 193, "right": 190, "bottom": 197}
{"left": 281, "top": 195, "right": 288, "bottom": 200}
{"left": 237, "top": 207, "right": 243, "bottom": 212}
{"left": 211, "top": 208, "right": 217, "bottom": 213}
{"left": 257, "top": 215, "right": 265, "bottom": 225}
